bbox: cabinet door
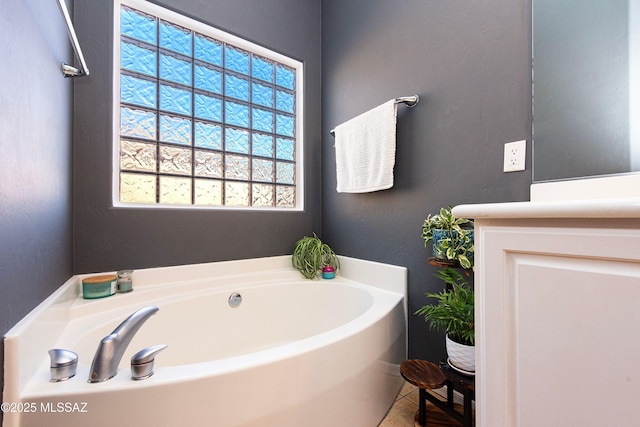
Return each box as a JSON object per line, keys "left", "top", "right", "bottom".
{"left": 476, "top": 224, "right": 640, "bottom": 427}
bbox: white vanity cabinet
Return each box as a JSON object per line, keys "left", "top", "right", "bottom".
{"left": 453, "top": 200, "right": 640, "bottom": 427}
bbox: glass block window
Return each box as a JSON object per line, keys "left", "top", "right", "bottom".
{"left": 115, "top": 0, "right": 302, "bottom": 209}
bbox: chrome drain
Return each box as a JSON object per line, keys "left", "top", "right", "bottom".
{"left": 228, "top": 293, "right": 242, "bottom": 307}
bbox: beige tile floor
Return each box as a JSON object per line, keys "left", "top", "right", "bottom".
{"left": 378, "top": 382, "right": 421, "bottom": 426}
{"left": 379, "top": 382, "right": 464, "bottom": 427}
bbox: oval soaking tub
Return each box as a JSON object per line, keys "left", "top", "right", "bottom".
{"left": 3, "top": 256, "right": 407, "bottom": 427}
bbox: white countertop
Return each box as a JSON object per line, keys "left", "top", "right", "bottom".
{"left": 452, "top": 197, "right": 640, "bottom": 219}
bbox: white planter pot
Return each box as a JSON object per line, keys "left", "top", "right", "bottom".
{"left": 446, "top": 334, "right": 475, "bottom": 373}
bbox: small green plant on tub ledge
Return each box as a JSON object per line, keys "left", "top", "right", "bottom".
{"left": 421, "top": 206, "right": 474, "bottom": 269}
{"left": 415, "top": 267, "right": 475, "bottom": 372}
{"left": 292, "top": 234, "right": 340, "bottom": 279}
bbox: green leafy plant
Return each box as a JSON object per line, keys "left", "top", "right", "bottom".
{"left": 421, "top": 206, "right": 474, "bottom": 269}
{"left": 415, "top": 268, "right": 474, "bottom": 345}
{"left": 291, "top": 234, "right": 340, "bottom": 279}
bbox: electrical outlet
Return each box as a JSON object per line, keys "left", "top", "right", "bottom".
{"left": 503, "top": 140, "right": 526, "bottom": 172}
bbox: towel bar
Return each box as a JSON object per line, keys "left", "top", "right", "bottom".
{"left": 394, "top": 95, "right": 420, "bottom": 108}
{"left": 56, "top": 0, "right": 90, "bottom": 77}
{"left": 330, "top": 95, "right": 419, "bottom": 136}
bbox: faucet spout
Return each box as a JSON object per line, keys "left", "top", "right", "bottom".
{"left": 88, "top": 306, "right": 159, "bottom": 383}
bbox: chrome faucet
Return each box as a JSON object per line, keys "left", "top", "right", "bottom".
{"left": 88, "top": 306, "right": 159, "bottom": 383}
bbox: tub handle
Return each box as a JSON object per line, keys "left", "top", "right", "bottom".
{"left": 48, "top": 349, "right": 78, "bottom": 382}
{"left": 131, "top": 344, "right": 167, "bottom": 380}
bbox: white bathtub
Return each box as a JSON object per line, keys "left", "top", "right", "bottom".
{"left": 3, "top": 256, "right": 407, "bottom": 427}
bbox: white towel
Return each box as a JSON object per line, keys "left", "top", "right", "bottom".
{"left": 334, "top": 100, "right": 398, "bottom": 193}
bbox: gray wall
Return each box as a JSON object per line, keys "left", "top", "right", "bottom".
{"left": 0, "top": 0, "right": 74, "bottom": 414}
{"left": 73, "top": 0, "right": 322, "bottom": 273}
{"left": 321, "top": 0, "right": 533, "bottom": 360}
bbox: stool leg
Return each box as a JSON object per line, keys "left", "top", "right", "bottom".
{"left": 418, "top": 388, "right": 427, "bottom": 426}
{"left": 463, "top": 388, "right": 473, "bottom": 427}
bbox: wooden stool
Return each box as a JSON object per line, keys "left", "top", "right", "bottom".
{"left": 400, "top": 359, "right": 446, "bottom": 426}
{"left": 400, "top": 359, "right": 475, "bottom": 427}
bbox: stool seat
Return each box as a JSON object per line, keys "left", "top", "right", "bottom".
{"left": 400, "top": 359, "right": 446, "bottom": 390}
{"left": 400, "top": 359, "right": 475, "bottom": 427}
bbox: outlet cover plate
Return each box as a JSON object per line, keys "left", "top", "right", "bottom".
{"left": 503, "top": 140, "right": 526, "bottom": 172}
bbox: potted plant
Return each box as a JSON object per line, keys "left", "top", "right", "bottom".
{"left": 291, "top": 234, "right": 340, "bottom": 279}
{"left": 421, "top": 206, "right": 474, "bottom": 269}
{"left": 415, "top": 268, "right": 475, "bottom": 373}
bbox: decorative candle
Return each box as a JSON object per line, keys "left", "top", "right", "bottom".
{"left": 117, "top": 270, "right": 134, "bottom": 293}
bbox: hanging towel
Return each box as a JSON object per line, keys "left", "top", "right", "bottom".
{"left": 334, "top": 100, "right": 398, "bottom": 193}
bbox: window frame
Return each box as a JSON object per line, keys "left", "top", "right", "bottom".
{"left": 112, "top": 0, "right": 304, "bottom": 211}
